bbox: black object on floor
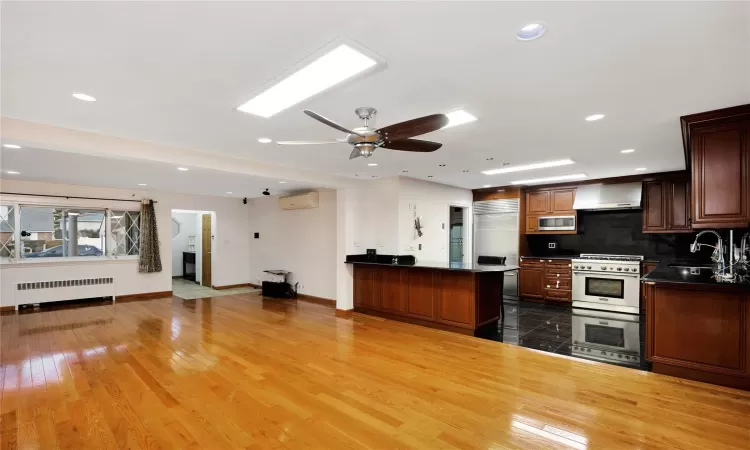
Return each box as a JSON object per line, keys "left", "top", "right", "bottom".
{"left": 480, "top": 299, "right": 650, "bottom": 371}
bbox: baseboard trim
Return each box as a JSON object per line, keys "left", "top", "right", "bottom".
{"left": 249, "top": 283, "right": 260, "bottom": 289}
{"left": 212, "top": 283, "right": 254, "bottom": 290}
{"left": 116, "top": 291, "right": 173, "bottom": 303}
{"left": 297, "top": 294, "right": 335, "bottom": 308}
{"left": 0, "top": 306, "right": 15, "bottom": 313}
{"left": 335, "top": 308, "right": 353, "bottom": 318}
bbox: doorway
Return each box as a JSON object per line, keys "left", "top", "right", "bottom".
{"left": 201, "top": 213, "right": 212, "bottom": 287}
{"left": 449, "top": 206, "right": 465, "bottom": 264}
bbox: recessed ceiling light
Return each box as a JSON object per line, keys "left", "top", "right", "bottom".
{"left": 486, "top": 157, "right": 494, "bottom": 161}
{"left": 368, "top": 163, "right": 378, "bottom": 166}
{"left": 620, "top": 149, "right": 635, "bottom": 154}
{"left": 427, "top": 175, "right": 434, "bottom": 178}
{"left": 585, "top": 114, "right": 605, "bottom": 121}
{"left": 137, "top": 183, "right": 147, "bottom": 186}
{"left": 511, "top": 173, "right": 588, "bottom": 185}
{"left": 2, "top": 144, "right": 21, "bottom": 149}
{"left": 635, "top": 167, "right": 646, "bottom": 171}
{"left": 257, "top": 138, "right": 273, "bottom": 144}
{"left": 484, "top": 184, "right": 491, "bottom": 188}
{"left": 402, "top": 170, "right": 409, "bottom": 173}
{"left": 237, "top": 44, "right": 378, "bottom": 118}
{"left": 482, "top": 159, "right": 574, "bottom": 175}
{"left": 516, "top": 23, "right": 547, "bottom": 41}
{"left": 443, "top": 110, "right": 478, "bottom": 129}
{"left": 72, "top": 92, "right": 96, "bottom": 102}
{"left": 462, "top": 169, "right": 469, "bottom": 173}
{"left": 177, "top": 167, "right": 189, "bottom": 171}
{"left": 6, "top": 170, "right": 20, "bottom": 175}
{"left": 371, "top": 175, "right": 378, "bottom": 178}
{"left": 279, "top": 181, "right": 287, "bottom": 184}
{"left": 226, "top": 191, "right": 233, "bottom": 194}
{"left": 439, "top": 164, "right": 446, "bottom": 167}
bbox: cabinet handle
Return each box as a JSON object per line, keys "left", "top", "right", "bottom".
{"left": 556, "top": 280, "right": 560, "bottom": 288}
{"left": 557, "top": 274, "right": 560, "bottom": 277}
{"left": 568, "top": 264, "right": 571, "bottom": 267}
{"left": 546, "top": 285, "right": 550, "bottom": 288}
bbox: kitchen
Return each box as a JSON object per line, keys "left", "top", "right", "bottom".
{"left": 471, "top": 103, "right": 750, "bottom": 390}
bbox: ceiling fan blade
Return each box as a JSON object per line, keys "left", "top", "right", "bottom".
{"left": 349, "top": 148, "right": 361, "bottom": 160}
{"left": 304, "top": 110, "right": 365, "bottom": 137}
{"left": 377, "top": 114, "right": 449, "bottom": 141}
{"left": 276, "top": 140, "right": 347, "bottom": 145}
{"left": 381, "top": 138, "right": 442, "bottom": 152}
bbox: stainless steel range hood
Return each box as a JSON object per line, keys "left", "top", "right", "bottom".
{"left": 573, "top": 182, "right": 642, "bottom": 211}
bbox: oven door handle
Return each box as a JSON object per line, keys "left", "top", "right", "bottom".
{"left": 573, "top": 271, "right": 640, "bottom": 278}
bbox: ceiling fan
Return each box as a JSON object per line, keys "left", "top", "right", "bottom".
{"left": 276, "top": 107, "right": 449, "bottom": 159}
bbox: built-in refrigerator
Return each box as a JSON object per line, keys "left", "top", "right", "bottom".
{"left": 473, "top": 199, "right": 520, "bottom": 299}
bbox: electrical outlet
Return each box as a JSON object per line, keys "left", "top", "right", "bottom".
{"left": 548, "top": 242, "right": 557, "bottom": 249}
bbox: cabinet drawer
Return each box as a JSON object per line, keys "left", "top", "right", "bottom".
{"left": 545, "top": 289, "right": 572, "bottom": 301}
{"left": 545, "top": 259, "right": 572, "bottom": 267}
{"left": 544, "top": 277, "right": 571, "bottom": 290}
{"left": 520, "top": 258, "right": 545, "bottom": 268}
{"left": 546, "top": 267, "right": 572, "bottom": 278}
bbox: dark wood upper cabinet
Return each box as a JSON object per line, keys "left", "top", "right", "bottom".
{"left": 526, "top": 191, "right": 550, "bottom": 214}
{"left": 681, "top": 105, "right": 750, "bottom": 229}
{"left": 551, "top": 188, "right": 576, "bottom": 213}
{"left": 642, "top": 178, "right": 691, "bottom": 233}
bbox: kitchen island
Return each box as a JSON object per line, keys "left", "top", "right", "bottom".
{"left": 643, "top": 264, "right": 750, "bottom": 390}
{"left": 346, "top": 260, "right": 519, "bottom": 336}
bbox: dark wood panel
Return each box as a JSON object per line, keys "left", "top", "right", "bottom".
{"left": 649, "top": 285, "right": 745, "bottom": 373}
{"left": 472, "top": 186, "right": 522, "bottom": 201}
{"left": 526, "top": 191, "right": 550, "bottom": 214}
{"left": 379, "top": 267, "right": 405, "bottom": 313}
{"left": 642, "top": 181, "right": 666, "bottom": 232}
{"left": 546, "top": 267, "right": 571, "bottom": 278}
{"left": 691, "top": 122, "right": 749, "bottom": 227}
{"left": 551, "top": 188, "right": 576, "bottom": 213}
{"left": 437, "top": 272, "right": 475, "bottom": 327}
{"left": 519, "top": 267, "right": 545, "bottom": 299}
{"left": 544, "top": 289, "right": 572, "bottom": 302}
{"left": 525, "top": 215, "right": 539, "bottom": 233}
{"left": 353, "top": 266, "right": 380, "bottom": 308}
{"left": 519, "top": 258, "right": 545, "bottom": 268}
{"left": 668, "top": 179, "right": 691, "bottom": 231}
{"left": 405, "top": 269, "right": 436, "bottom": 319}
{"left": 544, "top": 276, "right": 571, "bottom": 290}
{"left": 475, "top": 272, "right": 504, "bottom": 326}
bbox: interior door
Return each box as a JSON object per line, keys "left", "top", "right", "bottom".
{"left": 201, "top": 214, "right": 212, "bottom": 287}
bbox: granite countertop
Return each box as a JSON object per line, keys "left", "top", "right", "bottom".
{"left": 345, "top": 260, "right": 521, "bottom": 273}
{"left": 642, "top": 263, "right": 750, "bottom": 291}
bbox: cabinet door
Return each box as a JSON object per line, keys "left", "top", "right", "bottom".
{"left": 519, "top": 267, "right": 545, "bottom": 299}
{"left": 526, "top": 215, "right": 539, "bottom": 233}
{"left": 667, "top": 180, "right": 691, "bottom": 232}
{"left": 437, "top": 271, "right": 474, "bottom": 327}
{"left": 527, "top": 191, "right": 550, "bottom": 214}
{"left": 353, "top": 266, "right": 380, "bottom": 309}
{"left": 405, "top": 269, "right": 436, "bottom": 319}
{"left": 642, "top": 181, "right": 666, "bottom": 232}
{"left": 551, "top": 188, "right": 576, "bottom": 213}
{"left": 379, "top": 267, "right": 406, "bottom": 313}
{"left": 691, "top": 122, "right": 749, "bottom": 227}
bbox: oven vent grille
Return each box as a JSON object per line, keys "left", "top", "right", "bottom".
{"left": 17, "top": 278, "right": 114, "bottom": 291}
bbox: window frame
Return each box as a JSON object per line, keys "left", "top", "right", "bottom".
{"left": 0, "top": 201, "right": 141, "bottom": 264}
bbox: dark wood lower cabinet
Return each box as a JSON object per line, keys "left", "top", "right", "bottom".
{"left": 519, "top": 258, "right": 572, "bottom": 302}
{"left": 645, "top": 281, "right": 750, "bottom": 390}
{"left": 351, "top": 263, "right": 508, "bottom": 335}
{"left": 519, "top": 267, "right": 545, "bottom": 299}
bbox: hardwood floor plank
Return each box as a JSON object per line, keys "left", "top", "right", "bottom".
{"left": 1, "top": 293, "right": 750, "bottom": 449}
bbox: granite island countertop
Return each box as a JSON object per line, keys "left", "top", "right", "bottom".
{"left": 642, "top": 262, "right": 750, "bottom": 291}
{"left": 345, "top": 260, "right": 521, "bottom": 273}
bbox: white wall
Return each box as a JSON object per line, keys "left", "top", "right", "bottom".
{"left": 171, "top": 211, "right": 197, "bottom": 276}
{"left": 0, "top": 179, "right": 251, "bottom": 308}
{"left": 247, "top": 190, "right": 337, "bottom": 300}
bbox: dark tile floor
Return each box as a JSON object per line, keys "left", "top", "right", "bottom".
{"left": 481, "top": 299, "right": 651, "bottom": 371}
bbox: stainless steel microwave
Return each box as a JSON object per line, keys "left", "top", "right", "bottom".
{"left": 538, "top": 215, "right": 576, "bottom": 231}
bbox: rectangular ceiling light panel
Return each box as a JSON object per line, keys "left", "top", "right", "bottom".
{"left": 482, "top": 159, "right": 575, "bottom": 175}
{"left": 511, "top": 173, "right": 588, "bottom": 185}
{"left": 237, "top": 44, "right": 378, "bottom": 118}
{"left": 443, "top": 110, "right": 478, "bottom": 128}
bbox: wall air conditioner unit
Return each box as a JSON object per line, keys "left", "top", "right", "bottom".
{"left": 279, "top": 191, "right": 319, "bottom": 210}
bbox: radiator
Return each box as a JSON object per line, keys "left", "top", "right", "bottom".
{"left": 14, "top": 277, "right": 115, "bottom": 306}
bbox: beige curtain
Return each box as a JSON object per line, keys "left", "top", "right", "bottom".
{"left": 139, "top": 199, "right": 162, "bottom": 273}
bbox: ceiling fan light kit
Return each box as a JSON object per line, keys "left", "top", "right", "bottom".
{"left": 277, "top": 106, "right": 449, "bottom": 159}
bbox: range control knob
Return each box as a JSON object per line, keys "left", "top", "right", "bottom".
{"left": 632, "top": 268, "right": 638, "bottom": 272}
{"left": 617, "top": 267, "right": 622, "bottom": 271}
{"left": 601, "top": 265, "right": 607, "bottom": 270}
{"left": 587, "top": 266, "right": 592, "bottom": 269}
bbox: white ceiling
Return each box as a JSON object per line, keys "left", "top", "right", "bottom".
{"left": 0, "top": 147, "right": 315, "bottom": 199}
{"left": 2, "top": 1, "right": 749, "bottom": 190}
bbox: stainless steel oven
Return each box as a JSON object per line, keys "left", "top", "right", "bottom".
{"left": 538, "top": 215, "right": 576, "bottom": 231}
{"left": 572, "top": 264, "right": 641, "bottom": 314}
{"left": 572, "top": 309, "right": 641, "bottom": 366}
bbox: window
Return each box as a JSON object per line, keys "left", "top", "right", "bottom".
{"left": 20, "top": 207, "right": 106, "bottom": 258}
{"left": 0, "top": 205, "right": 16, "bottom": 258}
{"left": 110, "top": 210, "right": 140, "bottom": 256}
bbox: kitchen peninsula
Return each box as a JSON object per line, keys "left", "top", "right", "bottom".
{"left": 346, "top": 258, "right": 519, "bottom": 335}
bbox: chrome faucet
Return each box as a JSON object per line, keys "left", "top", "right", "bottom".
{"left": 690, "top": 230, "right": 730, "bottom": 280}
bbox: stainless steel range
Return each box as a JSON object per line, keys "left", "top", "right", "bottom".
{"left": 572, "top": 254, "right": 643, "bottom": 314}
{"left": 572, "top": 308, "right": 641, "bottom": 366}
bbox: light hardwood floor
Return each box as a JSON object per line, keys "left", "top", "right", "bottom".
{"left": 1, "top": 293, "right": 749, "bottom": 449}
